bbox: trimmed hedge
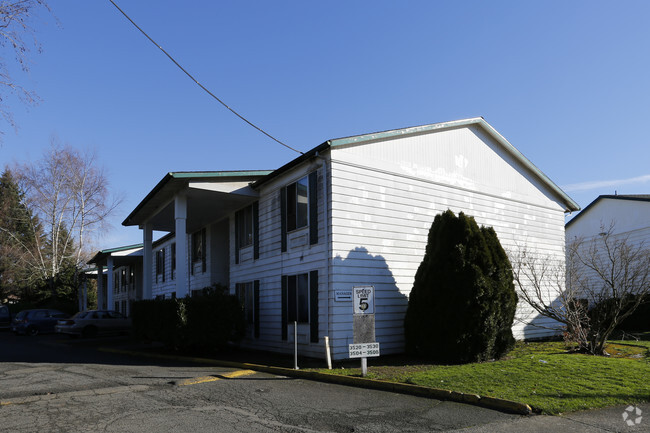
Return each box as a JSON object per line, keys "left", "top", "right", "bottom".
{"left": 131, "top": 285, "right": 245, "bottom": 352}
{"left": 404, "top": 210, "right": 517, "bottom": 364}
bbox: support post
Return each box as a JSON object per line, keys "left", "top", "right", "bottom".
{"left": 361, "top": 357, "right": 368, "bottom": 377}
{"left": 106, "top": 256, "right": 114, "bottom": 311}
{"left": 96, "top": 265, "right": 104, "bottom": 309}
{"left": 324, "top": 336, "right": 332, "bottom": 369}
{"left": 142, "top": 223, "right": 153, "bottom": 300}
{"left": 175, "top": 192, "right": 188, "bottom": 298}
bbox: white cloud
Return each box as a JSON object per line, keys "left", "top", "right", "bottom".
{"left": 562, "top": 174, "right": 650, "bottom": 192}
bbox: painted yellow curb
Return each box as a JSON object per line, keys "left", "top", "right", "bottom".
{"left": 99, "top": 347, "right": 532, "bottom": 415}
{"left": 177, "top": 369, "right": 257, "bottom": 386}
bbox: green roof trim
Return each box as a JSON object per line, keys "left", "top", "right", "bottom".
{"left": 327, "top": 118, "right": 484, "bottom": 148}
{"left": 170, "top": 170, "right": 273, "bottom": 179}
{"left": 99, "top": 243, "right": 143, "bottom": 254}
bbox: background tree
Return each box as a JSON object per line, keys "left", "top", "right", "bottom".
{"left": 0, "top": 0, "right": 51, "bottom": 138}
{"left": 511, "top": 223, "right": 650, "bottom": 355}
{"left": 11, "top": 140, "right": 122, "bottom": 308}
{"left": 0, "top": 168, "right": 42, "bottom": 301}
{"left": 404, "top": 210, "right": 517, "bottom": 364}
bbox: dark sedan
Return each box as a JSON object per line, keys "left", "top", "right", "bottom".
{"left": 11, "top": 309, "right": 68, "bottom": 336}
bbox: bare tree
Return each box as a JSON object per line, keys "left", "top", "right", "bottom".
{"left": 0, "top": 0, "right": 51, "bottom": 137}
{"left": 511, "top": 223, "right": 650, "bottom": 355}
{"left": 15, "top": 139, "right": 122, "bottom": 280}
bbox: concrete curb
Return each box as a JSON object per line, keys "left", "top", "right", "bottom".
{"left": 99, "top": 347, "right": 533, "bottom": 415}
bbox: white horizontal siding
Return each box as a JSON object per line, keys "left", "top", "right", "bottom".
{"left": 230, "top": 163, "right": 330, "bottom": 359}
{"left": 327, "top": 130, "right": 569, "bottom": 358}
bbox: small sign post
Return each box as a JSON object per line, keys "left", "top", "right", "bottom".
{"left": 350, "top": 286, "right": 378, "bottom": 376}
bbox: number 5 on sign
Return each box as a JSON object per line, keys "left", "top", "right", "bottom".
{"left": 353, "top": 286, "right": 374, "bottom": 314}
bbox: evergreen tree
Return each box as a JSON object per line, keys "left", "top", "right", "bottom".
{"left": 0, "top": 169, "right": 42, "bottom": 301}
{"left": 404, "top": 210, "right": 517, "bottom": 364}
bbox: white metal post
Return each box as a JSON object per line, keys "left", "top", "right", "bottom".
{"left": 294, "top": 321, "right": 299, "bottom": 370}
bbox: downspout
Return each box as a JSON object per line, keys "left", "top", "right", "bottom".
{"left": 315, "top": 151, "right": 331, "bottom": 363}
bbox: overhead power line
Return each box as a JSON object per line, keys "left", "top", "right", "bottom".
{"left": 108, "top": 0, "right": 303, "bottom": 155}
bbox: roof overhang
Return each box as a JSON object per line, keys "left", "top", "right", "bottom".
{"left": 87, "top": 244, "right": 143, "bottom": 267}
{"left": 122, "top": 171, "right": 272, "bottom": 232}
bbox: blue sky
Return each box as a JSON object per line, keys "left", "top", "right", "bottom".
{"left": 1, "top": 1, "right": 649, "bottom": 250}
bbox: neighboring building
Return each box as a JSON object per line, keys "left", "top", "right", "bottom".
{"left": 566, "top": 194, "right": 650, "bottom": 241}
{"left": 88, "top": 234, "right": 176, "bottom": 316}
{"left": 88, "top": 244, "right": 143, "bottom": 317}
{"left": 113, "top": 117, "right": 577, "bottom": 360}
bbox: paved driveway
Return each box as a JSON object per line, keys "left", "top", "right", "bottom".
{"left": 1, "top": 332, "right": 647, "bottom": 432}
{"left": 0, "top": 332, "right": 517, "bottom": 432}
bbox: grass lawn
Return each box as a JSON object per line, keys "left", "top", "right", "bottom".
{"left": 314, "top": 339, "right": 650, "bottom": 415}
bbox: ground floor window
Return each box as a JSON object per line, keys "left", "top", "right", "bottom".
{"left": 236, "top": 281, "right": 260, "bottom": 338}
{"left": 287, "top": 274, "right": 309, "bottom": 323}
{"left": 282, "top": 271, "right": 319, "bottom": 343}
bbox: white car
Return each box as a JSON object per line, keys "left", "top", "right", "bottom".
{"left": 56, "top": 310, "right": 131, "bottom": 338}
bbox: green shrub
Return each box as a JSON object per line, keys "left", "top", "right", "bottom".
{"left": 131, "top": 284, "right": 245, "bottom": 352}
{"left": 404, "top": 210, "right": 517, "bottom": 364}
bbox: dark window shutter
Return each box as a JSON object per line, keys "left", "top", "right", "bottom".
{"left": 280, "top": 188, "right": 287, "bottom": 252}
{"left": 162, "top": 248, "right": 166, "bottom": 282}
{"left": 309, "top": 171, "right": 318, "bottom": 245}
{"left": 254, "top": 280, "right": 260, "bottom": 338}
{"left": 281, "top": 275, "right": 288, "bottom": 341}
{"left": 190, "top": 235, "right": 194, "bottom": 275}
{"left": 253, "top": 201, "right": 260, "bottom": 260}
{"left": 235, "top": 283, "right": 242, "bottom": 306}
{"left": 234, "top": 212, "right": 240, "bottom": 264}
{"left": 201, "top": 228, "right": 207, "bottom": 273}
{"left": 309, "top": 270, "right": 319, "bottom": 343}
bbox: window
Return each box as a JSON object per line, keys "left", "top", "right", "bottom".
{"left": 287, "top": 273, "right": 309, "bottom": 323}
{"left": 156, "top": 248, "right": 165, "bottom": 282}
{"left": 281, "top": 171, "right": 318, "bottom": 252}
{"left": 237, "top": 282, "right": 254, "bottom": 325}
{"left": 236, "top": 205, "right": 254, "bottom": 248}
{"left": 192, "top": 229, "right": 206, "bottom": 261}
{"left": 282, "top": 271, "right": 319, "bottom": 343}
{"left": 236, "top": 280, "right": 260, "bottom": 338}
{"left": 192, "top": 228, "right": 207, "bottom": 273}
{"left": 286, "top": 176, "right": 309, "bottom": 232}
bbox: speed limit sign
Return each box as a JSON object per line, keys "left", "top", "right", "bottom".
{"left": 353, "top": 286, "right": 375, "bottom": 314}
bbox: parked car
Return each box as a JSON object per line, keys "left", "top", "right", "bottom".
{"left": 0, "top": 304, "right": 11, "bottom": 329}
{"left": 11, "top": 309, "right": 68, "bottom": 336}
{"left": 56, "top": 310, "right": 131, "bottom": 338}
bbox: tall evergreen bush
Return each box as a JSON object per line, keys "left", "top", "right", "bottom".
{"left": 404, "top": 210, "right": 517, "bottom": 363}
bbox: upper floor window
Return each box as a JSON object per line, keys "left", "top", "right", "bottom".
{"left": 156, "top": 248, "right": 165, "bottom": 282}
{"left": 286, "top": 176, "right": 309, "bottom": 231}
{"left": 281, "top": 171, "right": 318, "bottom": 252}
{"left": 192, "top": 228, "right": 207, "bottom": 273}
{"left": 236, "top": 205, "right": 254, "bottom": 248}
{"left": 192, "top": 229, "right": 205, "bottom": 262}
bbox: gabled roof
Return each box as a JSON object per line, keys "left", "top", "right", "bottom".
{"left": 565, "top": 194, "right": 650, "bottom": 228}
{"left": 251, "top": 117, "right": 579, "bottom": 212}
